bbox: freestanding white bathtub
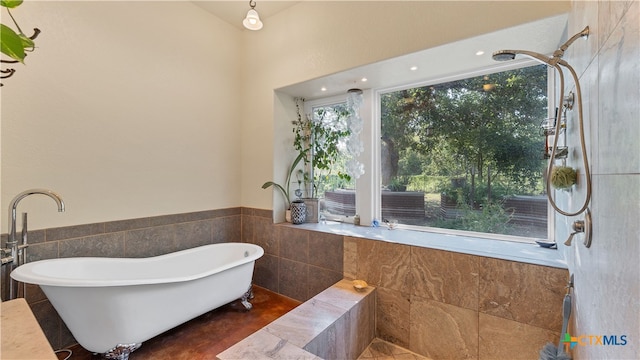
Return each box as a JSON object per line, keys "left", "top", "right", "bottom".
{"left": 11, "top": 242, "right": 263, "bottom": 360}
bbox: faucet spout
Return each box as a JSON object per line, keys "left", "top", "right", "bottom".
{"left": 3, "top": 189, "right": 65, "bottom": 300}
{"left": 8, "top": 189, "right": 65, "bottom": 244}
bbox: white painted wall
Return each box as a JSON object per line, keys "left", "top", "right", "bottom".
{"left": 239, "top": 0, "right": 571, "bottom": 211}
{"left": 1, "top": 1, "right": 242, "bottom": 231}
{"left": 2, "top": 1, "right": 571, "bottom": 231}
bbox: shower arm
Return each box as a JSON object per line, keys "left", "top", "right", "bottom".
{"left": 546, "top": 61, "right": 592, "bottom": 217}
{"left": 553, "top": 26, "right": 590, "bottom": 60}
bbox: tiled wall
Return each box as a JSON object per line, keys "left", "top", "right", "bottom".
{"left": 562, "top": 1, "right": 640, "bottom": 359}
{"left": 5, "top": 207, "right": 569, "bottom": 359}
{"left": 345, "top": 236, "right": 569, "bottom": 360}
{"left": 241, "top": 208, "right": 345, "bottom": 302}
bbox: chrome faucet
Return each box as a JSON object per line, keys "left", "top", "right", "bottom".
{"left": 2, "top": 189, "right": 65, "bottom": 300}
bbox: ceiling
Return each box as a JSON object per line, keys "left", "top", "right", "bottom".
{"left": 192, "top": 1, "right": 569, "bottom": 100}
{"left": 192, "top": 1, "right": 300, "bottom": 29}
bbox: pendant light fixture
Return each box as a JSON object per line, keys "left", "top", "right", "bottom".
{"left": 243, "top": 0, "right": 263, "bottom": 31}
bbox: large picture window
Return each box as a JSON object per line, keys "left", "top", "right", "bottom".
{"left": 379, "top": 64, "right": 549, "bottom": 240}
{"left": 303, "top": 98, "right": 357, "bottom": 222}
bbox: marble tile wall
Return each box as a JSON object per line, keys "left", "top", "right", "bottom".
{"left": 562, "top": 1, "right": 640, "bottom": 359}
{"left": 347, "top": 236, "right": 569, "bottom": 360}
{"left": 1, "top": 208, "right": 242, "bottom": 349}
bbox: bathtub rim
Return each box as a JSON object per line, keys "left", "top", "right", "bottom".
{"left": 10, "top": 242, "right": 264, "bottom": 287}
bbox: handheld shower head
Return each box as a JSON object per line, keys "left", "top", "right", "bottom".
{"left": 491, "top": 50, "right": 516, "bottom": 61}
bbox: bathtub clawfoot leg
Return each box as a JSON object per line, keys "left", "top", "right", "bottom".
{"left": 103, "top": 343, "right": 142, "bottom": 360}
{"left": 240, "top": 285, "right": 253, "bottom": 310}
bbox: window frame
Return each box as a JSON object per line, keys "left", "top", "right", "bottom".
{"left": 304, "top": 60, "right": 557, "bottom": 243}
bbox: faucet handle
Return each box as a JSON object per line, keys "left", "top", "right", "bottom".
{"left": 21, "top": 212, "right": 28, "bottom": 244}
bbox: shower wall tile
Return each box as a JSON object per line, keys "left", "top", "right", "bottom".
{"left": 308, "top": 232, "right": 343, "bottom": 273}
{"left": 598, "top": 0, "right": 635, "bottom": 50}
{"left": 278, "top": 226, "right": 309, "bottom": 263}
{"left": 124, "top": 225, "right": 177, "bottom": 257}
{"left": 45, "top": 223, "right": 104, "bottom": 242}
{"left": 343, "top": 237, "right": 357, "bottom": 279}
{"left": 478, "top": 313, "right": 559, "bottom": 360}
{"left": 376, "top": 286, "right": 411, "bottom": 347}
{"left": 567, "top": 0, "right": 598, "bottom": 77}
{"left": 356, "top": 238, "right": 411, "bottom": 293}
{"left": 409, "top": 296, "right": 478, "bottom": 360}
{"left": 478, "top": 257, "right": 567, "bottom": 331}
{"left": 568, "top": 2, "right": 640, "bottom": 358}
{"left": 597, "top": 1, "right": 640, "bottom": 175}
{"left": 58, "top": 232, "right": 125, "bottom": 258}
{"left": 411, "top": 247, "right": 479, "bottom": 311}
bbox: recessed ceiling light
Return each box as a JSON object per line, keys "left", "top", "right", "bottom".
{"left": 321, "top": 87, "right": 327, "bottom": 92}
{"left": 410, "top": 66, "right": 418, "bottom": 71}
{"left": 361, "top": 77, "right": 368, "bottom": 82}
{"left": 476, "top": 50, "right": 485, "bottom": 56}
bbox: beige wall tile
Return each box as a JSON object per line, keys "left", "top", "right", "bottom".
{"left": 478, "top": 313, "right": 559, "bottom": 360}
{"left": 356, "top": 238, "right": 411, "bottom": 293}
{"left": 343, "top": 236, "right": 358, "bottom": 279}
{"left": 409, "top": 296, "right": 479, "bottom": 359}
{"left": 478, "top": 257, "right": 567, "bottom": 331}
{"left": 376, "top": 287, "right": 411, "bottom": 347}
{"left": 411, "top": 247, "right": 479, "bottom": 311}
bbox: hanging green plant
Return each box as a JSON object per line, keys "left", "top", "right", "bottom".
{"left": 550, "top": 166, "right": 577, "bottom": 189}
{"left": 1, "top": 0, "right": 40, "bottom": 85}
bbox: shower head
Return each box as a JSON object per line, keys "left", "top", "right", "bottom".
{"left": 491, "top": 50, "right": 516, "bottom": 61}
{"left": 491, "top": 49, "right": 558, "bottom": 66}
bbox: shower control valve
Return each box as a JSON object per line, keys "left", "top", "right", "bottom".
{"left": 563, "top": 208, "right": 592, "bottom": 248}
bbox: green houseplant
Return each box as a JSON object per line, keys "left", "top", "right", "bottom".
{"left": 293, "top": 98, "right": 351, "bottom": 198}
{"left": 262, "top": 151, "right": 305, "bottom": 213}
{"left": 1, "top": 0, "right": 40, "bottom": 85}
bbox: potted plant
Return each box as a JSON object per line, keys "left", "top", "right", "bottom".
{"left": 292, "top": 98, "right": 354, "bottom": 222}
{"left": 262, "top": 152, "right": 305, "bottom": 222}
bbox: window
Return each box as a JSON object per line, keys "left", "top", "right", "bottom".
{"left": 378, "top": 64, "right": 550, "bottom": 240}
{"left": 303, "top": 97, "right": 357, "bottom": 222}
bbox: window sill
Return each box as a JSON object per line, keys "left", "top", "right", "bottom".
{"left": 286, "top": 222, "right": 567, "bottom": 269}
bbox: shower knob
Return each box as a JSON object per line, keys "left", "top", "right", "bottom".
{"left": 563, "top": 208, "right": 592, "bottom": 248}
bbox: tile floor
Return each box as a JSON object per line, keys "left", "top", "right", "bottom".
{"left": 56, "top": 285, "right": 424, "bottom": 360}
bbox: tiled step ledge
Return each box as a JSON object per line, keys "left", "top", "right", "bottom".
{"left": 217, "top": 279, "right": 376, "bottom": 360}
